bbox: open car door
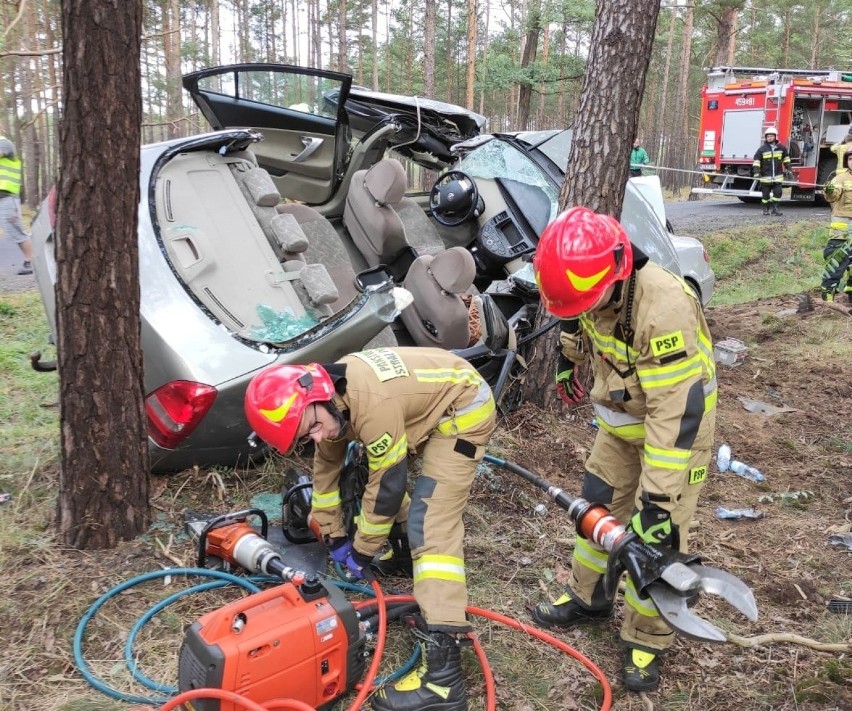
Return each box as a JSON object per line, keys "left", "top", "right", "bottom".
{"left": 183, "top": 64, "right": 352, "bottom": 205}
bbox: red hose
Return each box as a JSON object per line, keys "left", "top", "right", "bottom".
{"left": 345, "top": 580, "right": 386, "bottom": 710}
{"left": 159, "top": 688, "right": 269, "bottom": 711}
{"left": 361, "top": 595, "right": 612, "bottom": 711}
{"left": 161, "top": 589, "right": 611, "bottom": 711}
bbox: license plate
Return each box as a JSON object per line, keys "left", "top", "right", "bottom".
{"left": 790, "top": 187, "right": 814, "bottom": 201}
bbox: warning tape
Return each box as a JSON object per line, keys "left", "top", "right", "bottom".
{"left": 639, "top": 163, "right": 830, "bottom": 190}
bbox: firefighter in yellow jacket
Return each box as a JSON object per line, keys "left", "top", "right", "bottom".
{"left": 821, "top": 150, "right": 852, "bottom": 302}
{"left": 245, "top": 347, "right": 496, "bottom": 711}
{"left": 530, "top": 207, "right": 717, "bottom": 693}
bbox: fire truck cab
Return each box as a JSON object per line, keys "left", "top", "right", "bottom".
{"left": 693, "top": 65, "right": 852, "bottom": 204}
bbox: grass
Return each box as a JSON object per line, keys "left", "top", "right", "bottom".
{"left": 2, "top": 219, "right": 852, "bottom": 709}
{"left": 0, "top": 291, "right": 59, "bottom": 479}
{"left": 700, "top": 221, "right": 826, "bottom": 305}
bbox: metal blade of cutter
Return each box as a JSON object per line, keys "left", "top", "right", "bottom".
{"left": 646, "top": 564, "right": 758, "bottom": 643}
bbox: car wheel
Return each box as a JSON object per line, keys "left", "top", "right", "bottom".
{"left": 686, "top": 278, "right": 702, "bottom": 304}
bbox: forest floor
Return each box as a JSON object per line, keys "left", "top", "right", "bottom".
{"left": 0, "top": 203, "right": 851, "bottom": 711}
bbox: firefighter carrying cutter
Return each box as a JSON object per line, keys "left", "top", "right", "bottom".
{"left": 485, "top": 455, "right": 758, "bottom": 642}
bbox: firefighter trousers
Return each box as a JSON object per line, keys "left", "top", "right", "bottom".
{"left": 391, "top": 396, "right": 496, "bottom": 632}
{"left": 760, "top": 180, "right": 783, "bottom": 204}
{"left": 567, "top": 413, "right": 714, "bottom": 652}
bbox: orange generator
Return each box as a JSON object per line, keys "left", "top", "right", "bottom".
{"left": 178, "top": 578, "right": 365, "bottom": 710}
{"left": 692, "top": 65, "right": 852, "bottom": 204}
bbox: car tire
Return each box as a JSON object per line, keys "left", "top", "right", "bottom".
{"left": 685, "top": 278, "right": 702, "bottom": 304}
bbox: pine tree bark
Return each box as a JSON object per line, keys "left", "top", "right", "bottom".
{"left": 465, "top": 0, "right": 477, "bottom": 109}
{"left": 521, "top": 0, "right": 662, "bottom": 407}
{"left": 424, "top": 0, "right": 436, "bottom": 97}
{"left": 56, "top": 0, "right": 149, "bottom": 549}
{"left": 516, "top": 0, "right": 541, "bottom": 130}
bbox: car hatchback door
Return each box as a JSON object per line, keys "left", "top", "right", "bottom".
{"left": 183, "top": 63, "right": 352, "bottom": 205}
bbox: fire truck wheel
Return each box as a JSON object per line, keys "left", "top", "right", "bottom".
{"left": 737, "top": 197, "right": 761, "bottom": 204}
{"left": 816, "top": 157, "right": 835, "bottom": 207}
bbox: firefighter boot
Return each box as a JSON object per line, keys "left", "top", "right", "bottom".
{"left": 771, "top": 203, "right": 783, "bottom": 216}
{"left": 370, "top": 529, "right": 413, "bottom": 578}
{"left": 370, "top": 619, "right": 468, "bottom": 711}
{"left": 762, "top": 204, "right": 770, "bottom": 216}
{"left": 529, "top": 592, "right": 613, "bottom": 630}
{"left": 821, "top": 289, "right": 836, "bottom": 302}
{"left": 622, "top": 646, "right": 661, "bottom": 692}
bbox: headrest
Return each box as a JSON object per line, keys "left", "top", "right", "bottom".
{"left": 428, "top": 247, "right": 476, "bottom": 294}
{"left": 364, "top": 159, "right": 406, "bottom": 206}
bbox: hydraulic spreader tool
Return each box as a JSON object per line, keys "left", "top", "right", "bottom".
{"left": 483, "top": 455, "right": 759, "bottom": 642}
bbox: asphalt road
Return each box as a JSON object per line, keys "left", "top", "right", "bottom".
{"left": 0, "top": 230, "right": 34, "bottom": 292}
{"left": 666, "top": 195, "right": 831, "bottom": 237}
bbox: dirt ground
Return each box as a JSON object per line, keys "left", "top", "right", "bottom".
{"left": 2, "top": 204, "right": 851, "bottom": 710}
{"left": 486, "top": 292, "right": 852, "bottom": 710}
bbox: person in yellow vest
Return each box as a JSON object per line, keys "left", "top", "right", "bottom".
{"left": 530, "top": 207, "right": 716, "bottom": 693}
{"left": 821, "top": 150, "right": 852, "bottom": 302}
{"left": 830, "top": 127, "right": 852, "bottom": 170}
{"left": 0, "top": 135, "right": 33, "bottom": 275}
{"left": 245, "top": 347, "right": 497, "bottom": 711}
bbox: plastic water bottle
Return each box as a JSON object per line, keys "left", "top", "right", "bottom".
{"left": 716, "top": 444, "right": 731, "bottom": 472}
{"left": 729, "top": 460, "right": 765, "bottom": 482}
{"left": 715, "top": 507, "right": 765, "bottom": 520}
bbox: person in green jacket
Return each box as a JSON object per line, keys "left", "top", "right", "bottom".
{"left": 629, "top": 138, "right": 650, "bottom": 178}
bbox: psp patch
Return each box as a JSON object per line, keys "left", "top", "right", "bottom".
{"left": 688, "top": 465, "right": 707, "bottom": 485}
{"left": 366, "top": 432, "right": 394, "bottom": 458}
{"left": 650, "top": 330, "right": 685, "bottom": 358}
{"left": 353, "top": 348, "right": 410, "bottom": 381}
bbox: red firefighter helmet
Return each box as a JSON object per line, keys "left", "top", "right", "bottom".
{"left": 533, "top": 206, "right": 633, "bottom": 318}
{"left": 245, "top": 363, "right": 336, "bottom": 453}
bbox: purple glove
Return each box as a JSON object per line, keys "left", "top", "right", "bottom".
{"left": 327, "top": 537, "right": 353, "bottom": 565}
{"left": 342, "top": 548, "right": 375, "bottom": 581}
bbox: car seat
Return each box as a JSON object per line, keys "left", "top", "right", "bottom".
{"left": 400, "top": 247, "right": 476, "bottom": 349}
{"left": 344, "top": 158, "right": 410, "bottom": 268}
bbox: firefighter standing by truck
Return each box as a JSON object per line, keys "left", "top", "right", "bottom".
{"left": 529, "top": 207, "right": 717, "bottom": 692}
{"left": 821, "top": 150, "right": 852, "bottom": 302}
{"left": 244, "top": 347, "right": 497, "bottom": 711}
{"left": 752, "top": 126, "right": 791, "bottom": 216}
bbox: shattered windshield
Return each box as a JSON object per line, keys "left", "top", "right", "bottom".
{"left": 457, "top": 140, "right": 560, "bottom": 223}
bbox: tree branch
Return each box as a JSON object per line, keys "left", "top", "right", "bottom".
{"left": 0, "top": 47, "right": 62, "bottom": 57}
{"left": 727, "top": 632, "right": 851, "bottom": 653}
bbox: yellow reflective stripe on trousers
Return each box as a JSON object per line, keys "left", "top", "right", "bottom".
{"left": 413, "top": 554, "right": 466, "bottom": 583}
{"left": 311, "top": 488, "right": 342, "bottom": 510}
{"left": 830, "top": 221, "right": 850, "bottom": 230}
{"left": 644, "top": 443, "right": 691, "bottom": 470}
{"left": 436, "top": 379, "right": 495, "bottom": 436}
{"left": 593, "top": 403, "right": 646, "bottom": 440}
{"left": 574, "top": 537, "right": 609, "bottom": 575}
{"left": 356, "top": 511, "right": 394, "bottom": 537}
{"left": 624, "top": 578, "right": 660, "bottom": 617}
{"left": 637, "top": 353, "right": 703, "bottom": 389}
{"left": 367, "top": 434, "right": 408, "bottom": 471}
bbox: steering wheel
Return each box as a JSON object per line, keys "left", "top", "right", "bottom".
{"left": 429, "top": 170, "right": 481, "bottom": 227}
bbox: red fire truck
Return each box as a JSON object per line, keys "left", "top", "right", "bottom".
{"left": 692, "top": 65, "right": 852, "bottom": 204}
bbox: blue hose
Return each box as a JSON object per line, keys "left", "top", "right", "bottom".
{"left": 74, "top": 568, "right": 260, "bottom": 705}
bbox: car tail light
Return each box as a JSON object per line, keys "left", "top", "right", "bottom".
{"left": 145, "top": 380, "right": 217, "bottom": 449}
{"left": 703, "top": 248, "right": 710, "bottom": 263}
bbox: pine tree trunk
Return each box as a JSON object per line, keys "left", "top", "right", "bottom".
{"left": 522, "top": 0, "right": 662, "bottom": 407}
{"left": 371, "top": 0, "right": 379, "bottom": 89}
{"left": 56, "top": 0, "right": 149, "bottom": 550}
{"left": 516, "top": 0, "right": 541, "bottom": 130}
{"left": 465, "top": 0, "right": 477, "bottom": 109}
{"left": 424, "top": 0, "right": 436, "bottom": 97}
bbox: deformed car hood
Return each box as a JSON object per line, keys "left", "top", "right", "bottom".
{"left": 327, "top": 87, "right": 486, "bottom": 169}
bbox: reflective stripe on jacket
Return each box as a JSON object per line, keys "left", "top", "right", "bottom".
{"left": 310, "top": 346, "right": 493, "bottom": 549}
{"left": 752, "top": 141, "right": 790, "bottom": 183}
{"left": 0, "top": 156, "right": 22, "bottom": 195}
{"left": 560, "top": 262, "right": 716, "bottom": 508}
{"left": 825, "top": 168, "right": 852, "bottom": 229}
